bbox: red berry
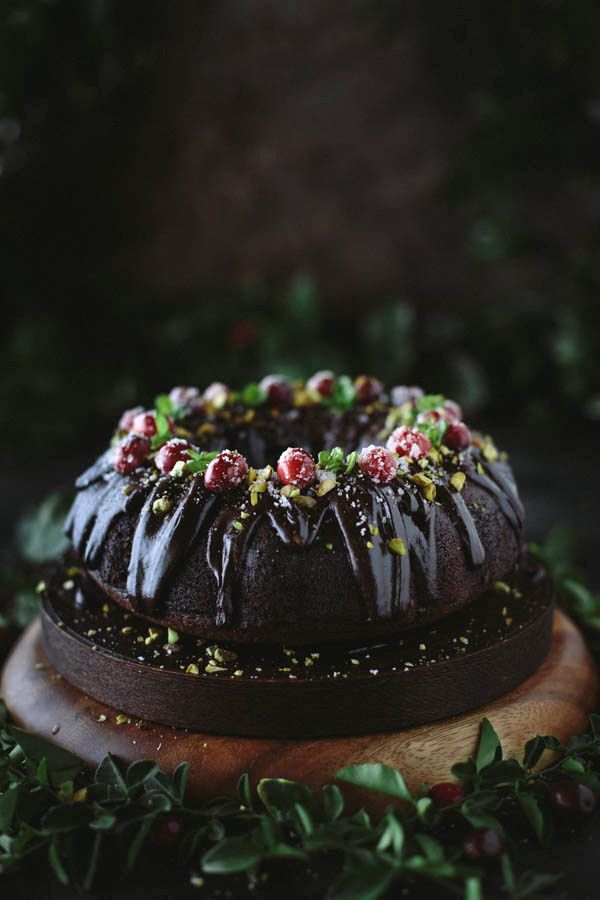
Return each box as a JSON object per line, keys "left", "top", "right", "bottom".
{"left": 203, "top": 382, "right": 230, "bottom": 409}
{"left": 204, "top": 450, "right": 249, "bottom": 492}
{"left": 131, "top": 411, "right": 158, "bottom": 437}
{"left": 155, "top": 439, "right": 192, "bottom": 474}
{"left": 463, "top": 828, "right": 503, "bottom": 860}
{"left": 169, "top": 385, "right": 198, "bottom": 405}
{"left": 428, "top": 782, "right": 466, "bottom": 806}
{"left": 306, "top": 370, "right": 335, "bottom": 398}
{"left": 277, "top": 447, "right": 316, "bottom": 488}
{"left": 358, "top": 445, "right": 398, "bottom": 484}
{"left": 443, "top": 422, "right": 471, "bottom": 451}
{"left": 386, "top": 426, "right": 432, "bottom": 460}
{"left": 548, "top": 782, "right": 597, "bottom": 815}
{"left": 259, "top": 374, "right": 293, "bottom": 405}
{"left": 444, "top": 399, "right": 463, "bottom": 422}
{"left": 118, "top": 406, "right": 144, "bottom": 432}
{"left": 151, "top": 813, "right": 184, "bottom": 848}
{"left": 416, "top": 409, "right": 444, "bottom": 426}
{"left": 355, "top": 375, "right": 383, "bottom": 404}
{"left": 390, "top": 385, "right": 424, "bottom": 407}
{"left": 114, "top": 434, "right": 150, "bottom": 473}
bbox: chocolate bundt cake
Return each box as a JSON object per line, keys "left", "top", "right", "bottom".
{"left": 65, "top": 374, "right": 524, "bottom": 644}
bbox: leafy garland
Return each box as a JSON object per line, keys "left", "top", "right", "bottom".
{"left": 1, "top": 527, "right": 600, "bottom": 897}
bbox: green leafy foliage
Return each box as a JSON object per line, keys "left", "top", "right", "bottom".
{"left": 15, "top": 492, "right": 72, "bottom": 563}
{"left": 319, "top": 375, "right": 356, "bottom": 412}
{"left": 317, "top": 446, "right": 358, "bottom": 475}
{"left": 185, "top": 449, "right": 220, "bottom": 475}
{"left": 2, "top": 703, "right": 599, "bottom": 895}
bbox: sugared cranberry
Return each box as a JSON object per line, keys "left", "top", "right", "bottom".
{"left": 204, "top": 450, "right": 249, "bottom": 492}
{"left": 151, "top": 813, "right": 184, "bottom": 848}
{"left": 428, "top": 782, "right": 466, "bottom": 806}
{"left": 390, "top": 385, "right": 424, "bottom": 407}
{"left": 118, "top": 406, "right": 144, "bottom": 432}
{"left": 548, "top": 782, "right": 597, "bottom": 815}
{"left": 463, "top": 828, "right": 503, "bottom": 860}
{"left": 169, "top": 385, "right": 199, "bottom": 406}
{"left": 131, "top": 410, "right": 158, "bottom": 437}
{"left": 444, "top": 399, "right": 463, "bottom": 422}
{"left": 277, "top": 447, "right": 316, "bottom": 488}
{"left": 306, "top": 370, "right": 335, "bottom": 399}
{"left": 155, "top": 439, "right": 192, "bottom": 474}
{"left": 114, "top": 434, "right": 150, "bottom": 474}
{"left": 443, "top": 422, "right": 472, "bottom": 452}
{"left": 416, "top": 409, "right": 444, "bottom": 426}
{"left": 358, "top": 445, "right": 398, "bottom": 484}
{"left": 386, "top": 426, "right": 432, "bottom": 460}
{"left": 355, "top": 375, "right": 383, "bottom": 404}
{"left": 203, "top": 382, "right": 230, "bottom": 409}
{"left": 259, "top": 374, "right": 293, "bottom": 405}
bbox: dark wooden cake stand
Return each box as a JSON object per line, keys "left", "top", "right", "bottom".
{"left": 1, "top": 602, "right": 597, "bottom": 810}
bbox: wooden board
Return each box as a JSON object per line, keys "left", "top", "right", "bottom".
{"left": 1, "top": 611, "right": 597, "bottom": 812}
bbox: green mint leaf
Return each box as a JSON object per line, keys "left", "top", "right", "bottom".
{"left": 154, "top": 394, "right": 174, "bottom": 416}
{"left": 415, "top": 393, "right": 445, "bottom": 413}
{"left": 318, "top": 447, "right": 345, "bottom": 473}
{"left": 417, "top": 417, "right": 447, "bottom": 448}
{"left": 345, "top": 451, "right": 358, "bottom": 473}
{"left": 476, "top": 718, "right": 502, "bottom": 771}
{"left": 320, "top": 375, "right": 356, "bottom": 412}
{"left": 336, "top": 763, "right": 413, "bottom": 804}
{"left": 186, "top": 449, "right": 219, "bottom": 474}
{"left": 235, "top": 383, "right": 267, "bottom": 407}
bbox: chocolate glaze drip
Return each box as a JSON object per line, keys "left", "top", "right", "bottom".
{"left": 66, "top": 442, "right": 523, "bottom": 629}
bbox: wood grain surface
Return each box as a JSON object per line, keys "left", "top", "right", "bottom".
{"left": 1, "top": 611, "right": 597, "bottom": 813}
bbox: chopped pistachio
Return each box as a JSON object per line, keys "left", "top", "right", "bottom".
{"left": 214, "top": 647, "right": 238, "bottom": 664}
{"left": 368, "top": 523, "right": 379, "bottom": 536}
{"left": 171, "top": 459, "right": 186, "bottom": 478}
{"left": 167, "top": 628, "right": 179, "bottom": 644}
{"left": 325, "top": 542, "right": 333, "bottom": 551}
{"left": 62, "top": 580, "right": 75, "bottom": 590}
{"left": 366, "top": 540, "right": 374, "bottom": 549}
{"left": 233, "top": 670, "right": 244, "bottom": 677}
{"left": 388, "top": 538, "right": 407, "bottom": 556}
{"left": 205, "top": 662, "right": 227, "bottom": 674}
{"left": 232, "top": 520, "right": 244, "bottom": 531}
{"left": 121, "top": 626, "right": 134, "bottom": 635}
{"left": 317, "top": 478, "right": 337, "bottom": 497}
{"left": 152, "top": 497, "right": 172, "bottom": 515}
{"left": 35, "top": 580, "right": 47, "bottom": 594}
{"left": 450, "top": 471, "right": 466, "bottom": 492}
{"left": 185, "top": 663, "right": 200, "bottom": 675}
{"left": 240, "top": 510, "right": 250, "bottom": 519}
{"left": 492, "top": 580, "right": 511, "bottom": 594}
{"left": 295, "top": 494, "right": 317, "bottom": 509}
{"left": 115, "top": 714, "right": 128, "bottom": 725}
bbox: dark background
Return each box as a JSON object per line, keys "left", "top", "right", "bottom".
{"left": 1, "top": 5, "right": 600, "bottom": 897}
{"left": 1, "top": 0, "right": 599, "bottom": 568}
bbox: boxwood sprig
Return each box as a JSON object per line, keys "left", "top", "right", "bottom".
{"left": 0, "top": 698, "right": 597, "bottom": 897}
